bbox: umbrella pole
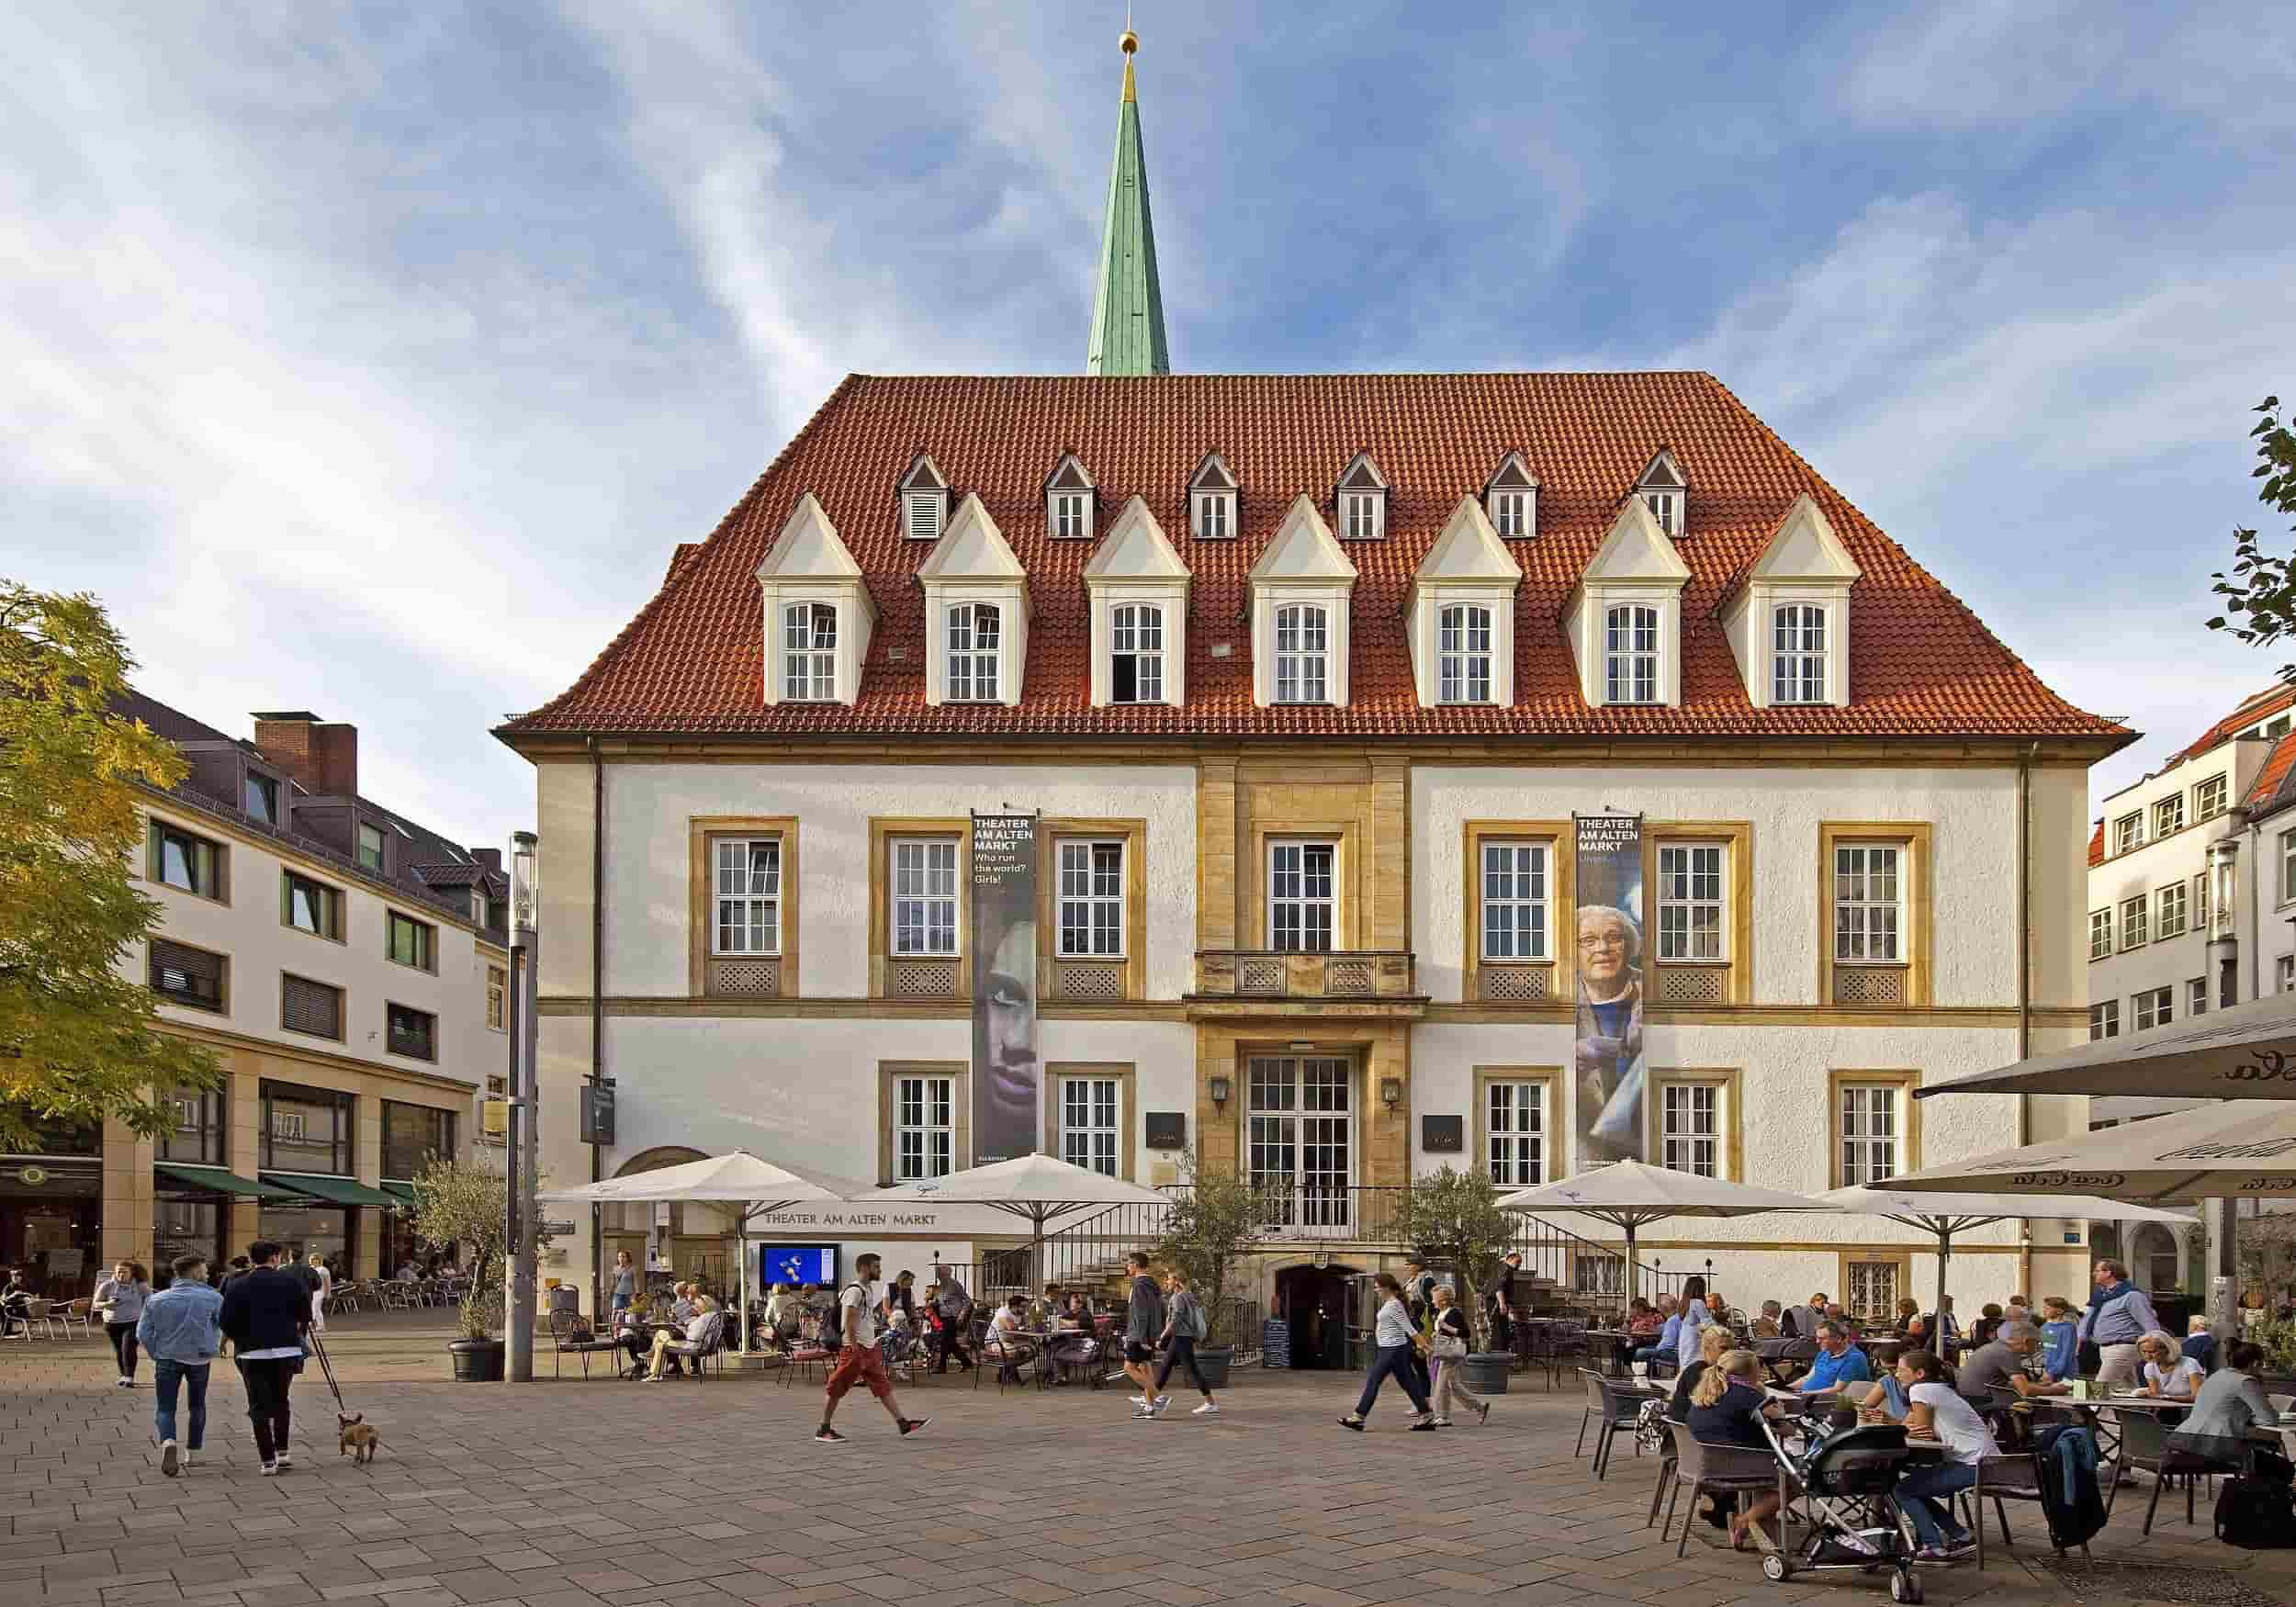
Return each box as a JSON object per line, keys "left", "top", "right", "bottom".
{"left": 738, "top": 1205, "right": 750, "bottom": 1356}
{"left": 1935, "top": 1226, "right": 1950, "bottom": 1343}
{"left": 1625, "top": 1221, "right": 1637, "bottom": 1306}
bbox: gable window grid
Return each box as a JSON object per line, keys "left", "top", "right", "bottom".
{"left": 894, "top": 1073, "right": 954, "bottom": 1181}
{"left": 2155, "top": 794, "right": 2186, "bottom": 838}
{"left": 1193, "top": 489, "right": 1234, "bottom": 539}
{"left": 1274, "top": 603, "right": 1330, "bottom": 703}
{"left": 2189, "top": 977, "right": 2210, "bottom": 1018}
{"left": 2195, "top": 774, "right": 2228, "bottom": 822}
{"left": 1660, "top": 1082, "right": 1720, "bottom": 1177}
{"left": 1772, "top": 603, "right": 1828, "bottom": 704}
{"left": 1490, "top": 489, "right": 1531, "bottom": 538}
{"left": 712, "top": 837, "right": 782, "bottom": 956}
{"left": 151, "top": 821, "right": 223, "bottom": 901}
{"left": 2133, "top": 986, "right": 2173, "bottom": 1032}
{"left": 2089, "top": 1000, "right": 2120, "bottom": 1040}
{"left": 1109, "top": 602, "right": 1164, "bottom": 704}
{"left": 1269, "top": 840, "right": 1336, "bottom": 954}
{"left": 1838, "top": 1084, "right": 1899, "bottom": 1186}
{"left": 1342, "top": 490, "right": 1382, "bottom": 540}
{"left": 1485, "top": 1079, "right": 1546, "bottom": 1188}
{"left": 1056, "top": 839, "right": 1124, "bottom": 958}
{"left": 946, "top": 602, "right": 1001, "bottom": 702}
{"left": 282, "top": 871, "right": 342, "bottom": 940}
{"left": 2155, "top": 881, "right": 2189, "bottom": 940}
{"left": 1051, "top": 490, "right": 1091, "bottom": 540}
{"left": 2088, "top": 908, "right": 2112, "bottom": 961}
{"left": 1604, "top": 603, "right": 1660, "bottom": 704}
{"left": 1642, "top": 489, "right": 1682, "bottom": 535}
{"left": 1832, "top": 844, "right": 1902, "bottom": 963}
{"left": 2118, "top": 893, "right": 2148, "bottom": 950}
{"left": 2113, "top": 814, "right": 2143, "bottom": 856}
{"left": 1437, "top": 602, "right": 1492, "bottom": 703}
{"left": 386, "top": 1002, "right": 437, "bottom": 1062}
{"left": 1657, "top": 842, "right": 1726, "bottom": 962}
{"left": 386, "top": 910, "right": 434, "bottom": 972}
{"left": 892, "top": 837, "right": 959, "bottom": 956}
{"left": 1058, "top": 1075, "right": 1120, "bottom": 1177}
{"left": 782, "top": 602, "right": 837, "bottom": 702}
{"left": 1480, "top": 841, "right": 1548, "bottom": 961}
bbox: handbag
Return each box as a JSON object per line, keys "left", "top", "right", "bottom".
{"left": 1430, "top": 1332, "right": 1468, "bottom": 1360}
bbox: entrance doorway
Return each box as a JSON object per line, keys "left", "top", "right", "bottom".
{"left": 1274, "top": 1262, "right": 1359, "bottom": 1369}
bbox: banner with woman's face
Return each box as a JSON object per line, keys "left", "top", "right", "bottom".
{"left": 1573, "top": 814, "right": 1646, "bottom": 1164}
{"left": 971, "top": 814, "right": 1039, "bottom": 1164}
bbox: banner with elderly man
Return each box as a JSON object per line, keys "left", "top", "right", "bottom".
{"left": 1573, "top": 813, "right": 1646, "bottom": 1164}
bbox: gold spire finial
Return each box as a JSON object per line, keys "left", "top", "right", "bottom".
{"left": 1120, "top": 26, "right": 1137, "bottom": 100}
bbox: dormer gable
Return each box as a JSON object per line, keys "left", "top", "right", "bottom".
{"left": 1482, "top": 451, "right": 1539, "bottom": 539}
{"left": 1635, "top": 447, "right": 1687, "bottom": 537}
{"left": 1044, "top": 453, "right": 1097, "bottom": 540}
{"left": 1187, "top": 451, "right": 1239, "bottom": 539}
{"left": 897, "top": 451, "right": 951, "bottom": 541}
{"left": 1249, "top": 496, "right": 1356, "bottom": 706}
{"left": 1334, "top": 451, "right": 1388, "bottom": 540}
{"left": 755, "top": 492, "right": 874, "bottom": 707}
{"left": 1565, "top": 497, "right": 1691, "bottom": 708}
{"left": 1724, "top": 492, "right": 1862, "bottom": 709}
{"left": 917, "top": 494, "right": 1027, "bottom": 707}
{"left": 1405, "top": 497, "right": 1522, "bottom": 706}
{"left": 1083, "top": 497, "right": 1191, "bottom": 707}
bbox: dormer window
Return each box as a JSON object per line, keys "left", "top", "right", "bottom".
{"left": 1275, "top": 604, "right": 1330, "bottom": 703}
{"left": 1491, "top": 491, "right": 1531, "bottom": 538}
{"left": 1567, "top": 498, "right": 1685, "bottom": 709}
{"left": 1044, "top": 454, "right": 1096, "bottom": 540}
{"left": 1604, "top": 604, "right": 1661, "bottom": 704}
{"left": 897, "top": 452, "right": 951, "bottom": 541}
{"left": 1641, "top": 489, "right": 1681, "bottom": 535}
{"left": 782, "top": 602, "right": 837, "bottom": 702}
{"left": 1109, "top": 603, "right": 1164, "bottom": 703}
{"left": 1722, "top": 494, "right": 1860, "bottom": 709}
{"left": 1772, "top": 603, "right": 1826, "bottom": 704}
{"left": 1483, "top": 452, "right": 1539, "bottom": 540}
{"left": 1334, "top": 453, "right": 1388, "bottom": 540}
{"left": 1085, "top": 496, "right": 1190, "bottom": 709}
{"left": 1188, "top": 452, "right": 1239, "bottom": 540}
{"left": 946, "top": 603, "right": 1002, "bottom": 702}
{"left": 1438, "top": 604, "right": 1492, "bottom": 702}
{"left": 1249, "top": 497, "right": 1356, "bottom": 709}
{"left": 1636, "top": 448, "right": 1687, "bottom": 538}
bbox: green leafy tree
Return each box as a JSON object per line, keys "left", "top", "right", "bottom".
{"left": 1391, "top": 1164, "right": 1518, "bottom": 1351}
{"left": 1156, "top": 1153, "right": 1288, "bottom": 1346}
{"left": 408, "top": 1154, "right": 509, "bottom": 1340}
{"left": 2206, "top": 396, "right": 2296, "bottom": 677}
{"left": 0, "top": 581, "right": 221, "bottom": 1151}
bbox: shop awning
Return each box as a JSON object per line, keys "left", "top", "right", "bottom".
{"left": 379, "top": 1181, "right": 417, "bottom": 1204}
{"left": 259, "top": 1172, "right": 404, "bottom": 1208}
{"left": 154, "top": 1164, "right": 306, "bottom": 1200}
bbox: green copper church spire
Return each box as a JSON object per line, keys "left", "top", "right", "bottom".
{"left": 1086, "top": 28, "right": 1170, "bottom": 376}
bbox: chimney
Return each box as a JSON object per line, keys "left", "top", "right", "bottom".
{"left": 251, "top": 711, "right": 360, "bottom": 799}
{"left": 471, "top": 847, "right": 504, "bottom": 877}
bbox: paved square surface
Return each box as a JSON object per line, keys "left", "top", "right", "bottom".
{"left": 7, "top": 1310, "right": 2293, "bottom": 1607}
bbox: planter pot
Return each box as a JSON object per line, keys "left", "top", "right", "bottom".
{"left": 448, "top": 1337, "right": 505, "bottom": 1382}
{"left": 1457, "top": 1352, "right": 1513, "bottom": 1397}
{"left": 1193, "top": 1345, "right": 1235, "bottom": 1389}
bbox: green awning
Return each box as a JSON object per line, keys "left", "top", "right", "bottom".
{"left": 379, "top": 1181, "right": 417, "bottom": 1204}
{"left": 154, "top": 1164, "right": 305, "bottom": 1200}
{"left": 259, "top": 1172, "right": 403, "bottom": 1208}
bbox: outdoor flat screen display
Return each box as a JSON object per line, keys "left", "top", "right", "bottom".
{"left": 758, "top": 1244, "right": 837, "bottom": 1287}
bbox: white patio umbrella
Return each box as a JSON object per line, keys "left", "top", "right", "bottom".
{"left": 1914, "top": 990, "right": 2296, "bottom": 1103}
{"left": 858, "top": 1153, "right": 1172, "bottom": 1289}
{"left": 538, "top": 1149, "right": 850, "bottom": 1353}
{"left": 1497, "top": 1160, "right": 1818, "bottom": 1301}
{"left": 1879, "top": 1100, "right": 2296, "bottom": 1204}
{"left": 1813, "top": 1185, "right": 2198, "bottom": 1337}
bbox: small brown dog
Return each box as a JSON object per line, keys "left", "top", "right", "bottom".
{"left": 337, "top": 1412, "right": 381, "bottom": 1464}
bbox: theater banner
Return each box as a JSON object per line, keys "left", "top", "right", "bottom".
{"left": 970, "top": 812, "right": 1040, "bottom": 1164}
{"left": 1573, "top": 813, "right": 1646, "bottom": 1164}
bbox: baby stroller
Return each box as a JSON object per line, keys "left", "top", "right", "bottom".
{"left": 1760, "top": 1415, "right": 1925, "bottom": 1602}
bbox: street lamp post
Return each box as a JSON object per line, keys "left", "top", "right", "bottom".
{"left": 506, "top": 831, "right": 541, "bottom": 1382}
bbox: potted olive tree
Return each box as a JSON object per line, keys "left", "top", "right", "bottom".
{"left": 1156, "top": 1156, "right": 1287, "bottom": 1389}
{"left": 2236, "top": 1214, "right": 2296, "bottom": 1389}
{"left": 1393, "top": 1165, "right": 1518, "bottom": 1396}
{"left": 409, "top": 1155, "right": 508, "bottom": 1382}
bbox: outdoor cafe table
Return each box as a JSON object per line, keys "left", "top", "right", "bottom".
{"left": 1586, "top": 1329, "right": 1636, "bottom": 1375}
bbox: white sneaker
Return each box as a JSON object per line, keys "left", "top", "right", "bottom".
{"left": 117, "top": 1377, "right": 132, "bottom": 1388}
{"left": 260, "top": 1462, "right": 281, "bottom": 1477}
{"left": 184, "top": 1451, "right": 200, "bottom": 1467}
{"left": 1129, "top": 1394, "right": 1148, "bottom": 1407}
{"left": 1154, "top": 1395, "right": 1171, "bottom": 1410}
{"left": 274, "top": 1453, "right": 291, "bottom": 1471}
{"left": 159, "top": 1440, "right": 179, "bottom": 1478}
{"left": 1192, "top": 1401, "right": 1219, "bottom": 1415}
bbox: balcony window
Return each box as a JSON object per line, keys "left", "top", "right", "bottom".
{"left": 1268, "top": 841, "right": 1336, "bottom": 954}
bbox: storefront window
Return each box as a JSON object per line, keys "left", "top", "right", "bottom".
{"left": 152, "top": 1197, "right": 223, "bottom": 1285}
{"left": 381, "top": 1101, "right": 456, "bottom": 1181}
{"left": 0, "top": 1161, "right": 103, "bottom": 1298}
{"left": 156, "top": 1086, "right": 225, "bottom": 1165}
{"left": 261, "top": 1081, "right": 354, "bottom": 1174}
{"left": 3, "top": 1104, "right": 100, "bottom": 1157}
{"left": 258, "top": 1202, "right": 351, "bottom": 1280}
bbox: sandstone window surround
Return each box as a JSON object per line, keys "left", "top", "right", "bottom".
{"left": 1722, "top": 493, "right": 1861, "bottom": 710}
{"left": 755, "top": 492, "right": 874, "bottom": 709}
{"left": 1036, "top": 818, "right": 1147, "bottom": 1005}
{"left": 868, "top": 817, "right": 968, "bottom": 1001}
{"left": 1248, "top": 496, "right": 1356, "bottom": 708}
{"left": 686, "top": 816, "right": 800, "bottom": 1001}
{"left": 1818, "top": 822, "right": 1933, "bottom": 1009}
{"left": 1083, "top": 497, "right": 1189, "bottom": 708}
{"left": 917, "top": 494, "right": 1029, "bottom": 708}
{"left": 1648, "top": 1067, "right": 1742, "bottom": 1180}
{"left": 877, "top": 1062, "right": 967, "bottom": 1184}
{"left": 1460, "top": 820, "right": 1570, "bottom": 1006}
{"left": 1404, "top": 496, "right": 1521, "bottom": 708}
{"left": 1041, "top": 1062, "right": 1139, "bottom": 1180}
{"left": 1474, "top": 1066, "right": 1563, "bottom": 1189}
{"left": 1829, "top": 1069, "right": 1921, "bottom": 1189}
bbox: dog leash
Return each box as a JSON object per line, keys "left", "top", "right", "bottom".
{"left": 307, "top": 1326, "right": 348, "bottom": 1416}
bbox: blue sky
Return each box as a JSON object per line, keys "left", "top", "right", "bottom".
{"left": 6, "top": 1, "right": 2293, "bottom": 848}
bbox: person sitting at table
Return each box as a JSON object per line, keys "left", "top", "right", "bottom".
{"left": 2166, "top": 1340, "right": 2286, "bottom": 1473}
{"left": 668, "top": 1282, "right": 696, "bottom": 1323}
{"left": 1823, "top": 1302, "right": 1861, "bottom": 1343}
{"left": 985, "top": 1294, "right": 1037, "bottom": 1380}
{"left": 2038, "top": 1296, "right": 2080, "bottom": 1384}
{"left": 2180, "top": 1315, "right": 2218, "bottom": 1375}
{"left": 1626, "top": 1296, "right": 1660, "bottom": 1336}
{"left": 1959, "top": 1318, "right": 2052, "bottom": 1399}
{"left": 1040, "top": 1291, "right": 1100, "bottom": 1381}
{"left": 1853, "top": 1370, "right": 1911, "bottom": 1424}
{"left": 642, "top": 1297, "right": 718, "bottom": 1381}
{"left": 1972, "top": 1302, "right": 2004, "bottom": 1347}
{"left": 1896, "top": 1348, "right": 1998, "bottom": 1559}
{"left": 617, "top": 1301, "right": 692, "bottom": 1379}
{"left": 1785, "top": 1291, "right": 1830, "bottom": 1341}
{"left": 1795, "top": 1320, "right": 1873, "bottom": 1397}
{"left": 2139, "top": 1330, "right": 2204, "bottom": 1402}
{"left": 1752, "top": 1300, "right": 1784, "bottom": 1340}
{"left": 1687, "top": 1350, "right": 1789, "bottom": 1552}
{"left": 1639, "top": 1297, "right": 1683, "bottom": 1375}
{"left": 1671, "top": 1323, "right": 1743, "bottom": 1532}
{"left": 1893, "top": 1298, "right": 1921, "bottom": 1334}
{"left": 1919, "top": 1294, "right": 1959, "bottom": 1351}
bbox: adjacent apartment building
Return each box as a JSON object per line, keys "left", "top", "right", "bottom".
{"left": 0, "top": 698, "right": 511, "bottom": 1298}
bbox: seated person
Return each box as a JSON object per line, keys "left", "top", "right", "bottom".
{"left": 985, "top": 1294, "right": 1037, "bottom": 1376}
{"left": 1751, "top": 1300, "right": 1784, "bottom": 1341}
{"left": 1853, "top": 1371, "right": 1911, "bottom": 1423}
{"left": 0, "top": 1268, "right": 30, "bottom": 1336}
{"left": 2167, "top": 1340, "right": 2284, "bottom": 1469}
{"left": 1785, "top": 1292, "right": 1830, "bottom": 1341}
{"left": 1670, "top": 1323, "right": 1736, "bottom": 1421}
{"left": 1971, "top": 1302, "right": 2004, "bottom": 1347}
{"left": 1636, "top": 1297, "right": 1681, "bottom": 1372}
{"left": 1686, "top": 1350, "right": 1788, "bottom": 1552}
{"left": 1624, "top": 1297, "right": 1660, "bottom": 1338}
{"left": 2037, "top": 1296, "right": 2080, "bottom": 1383}
{"left": 2180, "top": 1315, "right": 2219, "bottom": 1374}
{"left": 1893, "top": 1298, "right": 1922, "bottom": 1335}
{"left": 1920, "top": 1295, "right": 1960, "bottom": 1351}
{"left": 1896, "top": 1349, "right": 1998, "bottom": 1559}
{"left": 1823, "top": 1302, "right": 1861, "bottom": 1343}
{"left": 643, "top": 1297, "right": 718, "bottom": 1381}
{"left": 668, "top": 1281, "right": 697, "bottom": 1323}
{"left": 1795, "top": 1320, "right": 1873, "bottom": 1397}
{"left": 2139, "top": 1330, "right": 2204, "bottom": 1401}
{"left": 1961, "top": 1319, "right": 2059, "bottom": 1399}
{"left": 1040, "top": 1292, "right": 1101, "bottom": 1378}
{"left": 2006, "top": 1295, "right": 2032, "bottom": 1329}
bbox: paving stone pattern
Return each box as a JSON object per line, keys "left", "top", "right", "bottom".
{"left": 7, "top": 1311, "right": 2296, "bottom": 1607}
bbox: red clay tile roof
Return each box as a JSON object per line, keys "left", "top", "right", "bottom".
{"left": 2243, "top": 731, "right": 2296, "bottom": 819}
{"left": 2173, "top": 683, "right": 2296, "bottom": 765}
{"left": 2088, "top": 820, "right": 2105, "bottom": 868}
{"left": 501, "top": 372, "right": 2129, "bottom": 744}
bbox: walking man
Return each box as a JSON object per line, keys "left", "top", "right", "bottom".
{"left": 815, "top": 1253, "right": 929, "bottom": 1444}
{"left": 137, "top": 1254, "right": 222, "bottom": 1476}
{"left": 1120, "top": 1251, "right": 1166, "bottom": 1410}
{"left": 219, "top": 1241, "right": 310, "bottom": 1476}
{"left": 929, "top": 1259, "right": 974, "bottom": 1374}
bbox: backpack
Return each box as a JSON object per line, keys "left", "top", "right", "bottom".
{"left": 1187, "top": 1297, "right": 1209, "bottom": 1341}
{"left": 2215, "top": 1473, "right": 2296, "bottom": 1549}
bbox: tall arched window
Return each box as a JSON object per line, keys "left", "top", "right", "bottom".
{"left": 1275, "top": 604, "right": 1328, "bottom": 703}
{"left": 947, "top": 602, "right": 1001, "bottom": 702}
{"left": 1109, "top": 602, "right": 1164, "bottom": 703}
{"left": 782, "top": 602, "right": 836, "bottom": 702}
{"left": 1773, "top": 603, "right": 1826, "bottom": 704}
{"left": 1438, "top": 603, "right": 1492, "bottom": 703}
{"left": 1604, "top": 604, "right": 1660, "bottom": 704}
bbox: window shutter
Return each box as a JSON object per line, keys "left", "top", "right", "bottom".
{"left": 282, "top": 975, "right": 343, "bottom": 1039}
{"left": 150, "top": 940, "right": 224, "bottom": 1011}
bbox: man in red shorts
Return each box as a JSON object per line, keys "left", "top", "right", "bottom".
{"left": 815, "top": 1253, "right": 929, "bottom": 1444}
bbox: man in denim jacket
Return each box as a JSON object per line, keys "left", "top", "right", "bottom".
{"left": 136, "top": 1255, "right": 222, "bottom": 1477}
